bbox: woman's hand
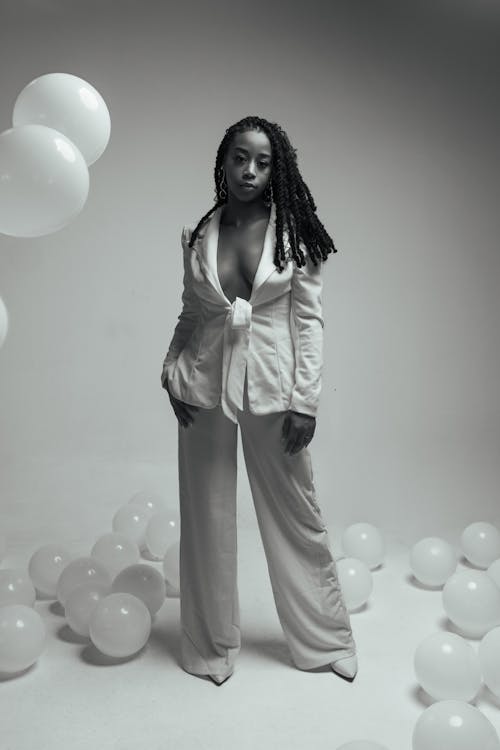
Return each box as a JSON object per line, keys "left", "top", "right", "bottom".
{"left": 281, "top": 410, "right": 316, "bottom": 455}
{"left": 162, "top": 376, "right": 199, "bottom": 428}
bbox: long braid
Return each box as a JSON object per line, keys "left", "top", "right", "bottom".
{"left": 188, "top": 116, "right": 338, "bottom": 271}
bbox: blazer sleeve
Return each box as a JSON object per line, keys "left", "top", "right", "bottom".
{"left": 161, "top": 226, "right": 201, "bottom": 385}
{"left": 288, "top": 253, "right": 325, "bottom": 417}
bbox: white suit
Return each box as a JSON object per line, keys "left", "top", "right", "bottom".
{"left": 161, "top": 202, "right": 324, "bottom": 422}
{"left": 161, "top": 204, "right": 357, "bottom": 680}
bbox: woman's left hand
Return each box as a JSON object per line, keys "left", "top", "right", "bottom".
{"left": 281, "top": 410, "right": 316, "bottom": 455}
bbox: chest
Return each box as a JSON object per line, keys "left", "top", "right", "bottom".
{"left": 216, "top": 219, "right": 268, "bottom": 303}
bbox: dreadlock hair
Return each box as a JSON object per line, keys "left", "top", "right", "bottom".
{"left": 188, "top": 116, "right": 338, "bottom": 272}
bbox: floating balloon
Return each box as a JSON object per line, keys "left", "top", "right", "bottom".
{"left": 13, "top": 72, "right": 111, "bottom": 166}
{"left": 65, "top": 580, "right": 112, "bottom": 638}
{"left": 111, "top": 563, "right": 166, "bottom": 617}
{"left": 0, "top": 124, "right": 89, "bottom": 237}
{"left": 0, "top": 567, "right": 36, "bottom": 607}
{"left": 89, "top": 592, "right": 151, "bottom": 658}
{"left": 342, "top": 523, "right": 385, "bottom": 570}
{"left": 90, "top": 532, "right": 140, "bottom": 578}
{"left": 145, "top": 508, "right": 180, "bottom": 560}
{"left": 414, "top": 631, "right": 482, "bottom": 702}
{"left": 442, "top": 569, "right": 500, "bottom": 637}
{"left": 335, "top": 557, "right": 373, "bottom": 611}
{"left": 0, "top": 296, "right": 8, "bottom": 348}
{"left": 28, "top": 543, "right": 73, "bottom": 597}
{"left": 478, "top": 626, "right": 500, "bottom": 700}
{"left": 412, "top": 699, "right": 500, "bottom": 750}
{"left": 56, "top": 556, "right": 112, "bottom": 607}
{"left": 461, "top": 522, "right": 500, "bottom": 569}
{"left": 410, "top": 537, "right": 458, "bottom": 587}
{"left": 112, "top": 502, "right": 154, "bottom": 548}
{"left": 0, "top": 604, "right": 47, "bottom": 673}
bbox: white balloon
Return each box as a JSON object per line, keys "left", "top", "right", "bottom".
{"left": 442, "top": 569, "right": 500, "bottom": 637}
{"left": 0, "top": 568, "right": 36, "bottom": 607}
{"left": 0, "top": 296, "right": 8, "bottom": 348}
{"left": 13, "top": 72, "right": 110, "bottom": 166}
{"left": 90, "top": 532, "right": 140, "bottom": 578}
{"left": 412, "top": 699, "right": 500, "bottom": 750}
{"left": 145, "top": 509, "right": 180, "bottom": 560}
{"left": 478, "top": 626, "right": 500, "bottom": 700}
{"left": 28, "top": 543, "right": 73, "bottom": 597}
{"left": 414, "top": 631, "right": 482, "bottom": 702}
{"left": 0, "top": 604, "right": 47, "bottom": 673}
{"left": 335, "top": 557, "right": 373, "bottom": 611}
{"left": 65, "top": 580, "right": 112, "bottom": 638}
{"left": 410, "top": 537, "right": 458, "bottom": 587}
{"left": 342, "top": 523, "right": 385, "bottom": 570}
{"left": 0, "top": 124, "right": 89, "bottom": 238}
{"left": 112, "top": 502, "right": 154, "bottom": 549}
{"left": 89, "top": 592, "right": 151, "bottom": 658}
{"left": 461, "top": 521, "right": 500, "bottom": 568}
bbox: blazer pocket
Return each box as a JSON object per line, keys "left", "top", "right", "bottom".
{"left": 250, "top": 341, "right": 280, "bottom": 393}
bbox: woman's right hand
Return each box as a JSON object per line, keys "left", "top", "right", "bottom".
{"left": 162, "top": 377, "right": 199, "bottom": 428}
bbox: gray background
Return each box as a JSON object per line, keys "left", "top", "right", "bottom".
{"left": 1, "top": 0, "right": 499, "bottom": 548}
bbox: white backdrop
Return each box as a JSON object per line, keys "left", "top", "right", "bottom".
{"left": 1, "top": 0, "right": 499, "bottom": 551}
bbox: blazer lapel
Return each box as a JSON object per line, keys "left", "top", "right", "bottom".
{"left": 195, "top": 202, "right": 281, "bottom": 304}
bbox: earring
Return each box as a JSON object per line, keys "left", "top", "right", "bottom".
{"left": 217, "top": 167, "right": 228, "bottom": 202}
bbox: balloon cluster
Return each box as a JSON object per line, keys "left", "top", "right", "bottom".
{"left": 2, "top": 514, "right": 500, "bottom": 747}
{"left": 0, "top": 490, "right": 180, "bottom": 666}
{"left": 0, "top": 72, "right": 110, "bottom": 238}
{"left": 0, "top": 72, "right": 111, "bottom": 349}
{"left": 331, "top": 521, "right": 500, "bottom": 749}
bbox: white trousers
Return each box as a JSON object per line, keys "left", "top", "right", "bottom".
{"left": 178, "top": 371, "right": 357, "bottom": 676}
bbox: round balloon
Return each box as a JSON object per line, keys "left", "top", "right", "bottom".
{"left": 412, "top": 699, "right": 500, "bottom": 750}
{"left": 461, "top": 522, "right": 500, "bottom": 569}
{"left": 335, "top": 556, "right": 373, "bottom": 611}
{"left": 410, "top": 537, "right": 458, "bottom": 587}
{"left": 12, "top": 72, "right": 110, "bottom": 166}
{"left": 91, "top": 532, "right": 140, "bottom": 578}
{"left": 65, "top": 580, "right": 112, "bottom": 638}
{"left": 442, "top": 569, "right": 500, "bottom": 637}
{"left": 28, "top": 543, "right": 73, "bottom": 597}
{"left": 0, "top": 124, "right": 89, "bottom": 237}
{"left": 0, "top": 567, "right": 36, "bottom": 607}
{"left": 89, "top": 592, "right": 151, "bottom": 658}
{"left": 342, "top": 523, "right": 385, "bottom": 570}
{"left": 478, "top": 626, "right": 500, "bottom": 700}
{"left": 414, "top": 631, "right": 482, "bottom": 702}
{"left": 0, "top": 604, "right": 47, "bottom": 672}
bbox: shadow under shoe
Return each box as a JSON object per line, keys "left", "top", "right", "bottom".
{"left": 330, "top": 654, "right": 358, "bottom": 682}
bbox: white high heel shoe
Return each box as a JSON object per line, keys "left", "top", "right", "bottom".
{"left": 208, "top": 668, "right": 234, "bottom": 686}
{"left": 330, "top": 654, "right": 358, "bottom": 682}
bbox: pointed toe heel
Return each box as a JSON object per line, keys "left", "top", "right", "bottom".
{"left": 208, "top": 669, "right": 234, "bottom": 686}
{"left": 330, "top": 654, "right": 358, "bottom": 682}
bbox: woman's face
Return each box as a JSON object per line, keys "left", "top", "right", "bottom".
{"left": 223, "top": 129, "right": 272, "bottom": 203}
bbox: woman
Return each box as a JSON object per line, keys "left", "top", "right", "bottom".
{"left": 161, "top": 116, "right": 357, "bottom": 686}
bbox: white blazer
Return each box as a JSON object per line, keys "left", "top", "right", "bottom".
{"left": 161, "top": 202, "right": 325, "bottom": 423}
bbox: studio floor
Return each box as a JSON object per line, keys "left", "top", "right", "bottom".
{"left": 2, "top": 487, "right": 500, "bottom": 750}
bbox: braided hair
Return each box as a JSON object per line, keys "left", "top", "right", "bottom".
{"left": 188, "top": 116, "right": 338, "bottom": 272}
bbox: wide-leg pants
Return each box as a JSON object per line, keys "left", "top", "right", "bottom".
{"left": 178, "top": 371, "right": 357, "bottom": 677}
